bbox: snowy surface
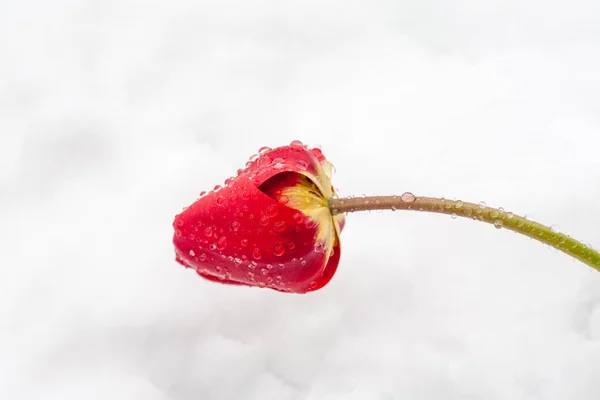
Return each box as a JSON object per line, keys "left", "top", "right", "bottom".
{"left": 2, "top": 1, "right": 600, "bottom": 399}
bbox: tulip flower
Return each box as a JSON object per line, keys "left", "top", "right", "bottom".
{"left": 173, "top": 141, "right": 600, "bottom": 293}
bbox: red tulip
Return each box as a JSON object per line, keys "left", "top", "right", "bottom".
{"left": 173, "top": 141, "right": 345, "bottom": 293}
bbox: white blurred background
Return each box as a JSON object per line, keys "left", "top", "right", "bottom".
{"left": 2, "top": 1, "right": 600, "bottom": 399}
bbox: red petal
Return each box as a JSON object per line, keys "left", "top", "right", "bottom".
{"left": 173, "top": 144, "right": 342, "bottom": 293}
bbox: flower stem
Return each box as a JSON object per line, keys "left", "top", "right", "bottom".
{"left": 329, "top": 195, "right": 600, "bottom": 272}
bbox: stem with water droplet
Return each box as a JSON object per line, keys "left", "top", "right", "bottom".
{"left": 329, "top": 195, "right": 600, "bottom": 272}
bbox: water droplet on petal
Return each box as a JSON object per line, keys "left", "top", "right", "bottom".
{"left": 230, "top": 221, "right": 240, "bottom": 232}
{"left": 216, "top": 236, "right": 227, "bottom": 250}
{"left": 213, "top": 185, "right": 222, "bottom": 191}
{"left": 217, "top": 196, "right": 226, "bottom": 207}
{"left": 252, "top": 248, "right": 262, "bottom": 259}
{"left": 314, "top": 242, "right": 325, "bottom": 253}
{"left": 241, "top": 238, "right": 249, "bottom": 247}
{"left": 276, "top": 275, "right": 282, "bottom": 281}
{"left": 507, "top": 212, "right": 514, "bottom": 219}
{"left": 248, "top": 261, "right": 257, "bottom": 270}
{"left": 401, "top": 192, "right": 415, "bottom": 203}
{"left": 463, "top": 208, "right": 473, "bottom": 217}
{"left": 271, "top": 158, "right": 286, "bottom": 169}
{"left": 199, "top": 191, "right": 207, "bottom": 197}
{"left": 242, "top": 190, "right": 250, "bottom": 200}
{"left": 234, "top": 257, "right": 242, "bottom": 264}
{"left": 199, "top": 253, "right": 207, "bottom": 261}
{"left": 296, "top": 159, "right": 309, "bottom": 170}
{"left": 229, "top": 195, "right": 238, "bottom": 204}
{"left": 247, "top": 271, "right": 255, "bottom": 280}
{"left": 273, "top": 221, "right": 287, "bottom": 232}
{"left": 267, "top": 264, "right": 273, "bottom": 270}
{"left": 494, "top": 220, "right": 503, "bottom": 229}
{"left": 261, "top": 268, "right": 268, "bottom": 276}
{"left": 456, "top": 200, "right": 463, "bottom": 208}
{"left": 266, "top": 277, "right": 273, "bottom": 283}
{"left": 292, "top": 212, "right": 303, "bottom": 223}
{"left": 451, "top": 213, "right": 457, "bottom": 219}
{"left": 258, "top": 156, "right": 271, "bottom": 166}
{"left": 290, "top": 140, "right": 304, "bottom": 148}
{"left": 300, "top": 259, "right": 307, "bottom": 266}
{"left": 287, "top": 241, "right": 296, "bottom": 250}
{"left": 259, "top": 216, "right": 270, "bottom": 226}
{"left": 175, "top": 229, "right": 182, "bottom": 237}
{"left": 478, "top": 201, "right": 487, "bottom": 209}
{"left": 551, "top": 225, "right": 560, "bottom": 233}
{"left": 273, "top": 243, "right": 285, "bottom": 256}
{"left": 251, "top": 190, "right": 259, "bottom": 199}
{"left": 189, "top": 250, "right": 196, "bottom": 257}
{"left": 258, "top": 146, "right": 271, "bottom": 155}
{"left": 204, "top": 227, "right": 213, "bottom": 237}
{"left": 266, "top": 205, "right": 278, "bottom": 218}
{"left": 490, "top": 210, "right": 499, "bottom": 218}
{"left": 278, "top": 195, "right": 289, "bottom": 204}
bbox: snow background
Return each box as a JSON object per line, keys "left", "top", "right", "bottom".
{"left": 2, "top": 0, "right": 600, "bottom": 398}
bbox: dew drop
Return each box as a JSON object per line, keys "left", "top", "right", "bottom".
{"left": 401, "top": 192, "right": 415, "bottom": 203}
{"left": 451, "top": 213, "right": 457, "bottom": 219}
{"left": 241, "top": 190, "right": 250, "bottom": 200}
{"left": 217, "top": 236, "right": 227, "bottom": 250}
{"left": 257, "top": 156, "right": 271, "bottom": 166}
{"left": 296, "top": 159, "right": 309, "bottom": 170}
{"left": 216, "top": 196, "right": 226, "bottom": 207}
{"left": 463, "top": 208, "right": 473, "bottom": 217}
{"left": 276, "top": 275, "right": 282, "bottom": 281}
{"left": 271, "top": 158, "right": 286, "bottom": 169}
{"left": 259, "top": 216, "right": 270, "bottom": 226}
{"left": 287, "top": 241, "right": 296, "bottom": 250}
{"left": 551, "top": 225, "right": 560, "bottom": 233}
{"left": 247, "top": 271, "right": 255, "bottom": 280}
{"left": 199, "top": 191, "right": 206, "bottom": 197}
{"left": 300, "top": 260, "right": 307, "bottom": 266}
{"left": 175, "top": 229, "right": 182, "bottom": 237}
{"left": 215, "top": 266, "right": 222, "bottom": 274}
{"left": 230, "top": 221, "right": 240, "bottom": 232}
{"left": 293, "top": 212, "right": 303, "bottom": 223}
{"left": 248, "top": 261, "right": 257, "bottom": 270}
{"left": 314, "top": 242, "right": 325, "bottom": 253}
{"left": 266, "top": 277, "right": 273, "bottom": 283}
{"left": 278, "top": 195, "right": 289, "bottom": 205}
{"left": 213, "top": 185, "right": 222, "bottom": 191}
{"left": 478, "top": 201, "right": 487, "bottom": 209}
{"left": 209, "top": 243, "right": 216, "bottom": 250}
{"left": 290, "top": 140, "right": 304, "bottom": 148}
{"left": 260, "top": 268, "right": 268, "bottom": 276}
{"left": 507, "top": 212, "right": 514, "bottom": 219}
{"left": 494, "top": 220, "right": 503, "bottom": 229}
{"left": 258, "top": 146, "right": 271, "bottom": 155}
{"left": 273, "top": 220, "right": 287, "bottom": 232}
{"left": 252, "top": 248, "right": 262, "bottom": 259}
{"left": 490, "top": 210, "right": 499, "bottom": 219}
{"left": 199, "top": 253, "right": 207, "bottom": 261}
{"left": 267, "top": 264, "right": 273, "bottom": 270}
{"left": 189, "top": 250, "right": 196, "bottom": 257}
{"left": 228, "top": 195, "right": 238, "bottom": 204}
{"left": 241, "top": 238, "right": 249, "bottom": 247}
{"left": 234, "top": 257, "right": 243, "bottom": 264}
{"left": 204, "top": 227, "right": 213, "bottom": 237}
{"left": 456, "top": 200, "right": 463, "bottom": 208}
{"left": 273, "top": 243, "right": 285, "bottom": 256}
{"left": 266, "top": 205, "right": 278, "bottom": 218}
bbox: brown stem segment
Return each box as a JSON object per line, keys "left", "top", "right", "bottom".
{"left": 329, "top": 195, "right": 600, "bottom": 272}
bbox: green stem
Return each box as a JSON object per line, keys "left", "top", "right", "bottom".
{"left": 329, "top": 194, "right": 600, "bottom": 272}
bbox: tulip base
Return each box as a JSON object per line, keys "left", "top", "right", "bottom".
{"left": 329, "top": 195, "right": 600, "bottom": 272}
